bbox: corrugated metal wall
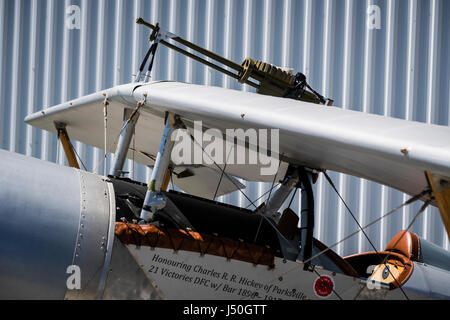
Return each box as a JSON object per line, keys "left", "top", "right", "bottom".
{"left": 1, "top": 0, "right": 449, "bottom": 256}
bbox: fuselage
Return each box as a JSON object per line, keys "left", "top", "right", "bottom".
{"left": 1, "top": 149, "right": 449, "bottom": 300}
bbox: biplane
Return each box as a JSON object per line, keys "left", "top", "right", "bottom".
{"left": 1, "top": 18, "right": 450, "bottom": 300}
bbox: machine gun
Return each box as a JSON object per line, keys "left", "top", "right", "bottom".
{"left": 136, "top": 17, "right": 333, "bottom": 106}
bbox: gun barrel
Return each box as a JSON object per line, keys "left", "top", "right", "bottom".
{"left": 136, "top": 17, "right": 326, "bottom": 104}
{"left": 136, "top": 17, "right": 244, "bottom": 74}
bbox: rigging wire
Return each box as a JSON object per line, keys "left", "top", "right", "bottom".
{"left": 374, "top": 200, "right": 430, "bottom": 275}
{"left": 69, "top": 140, "right": 87, "bottom": 171}
{"left": 92, "top": 101, "right": 144, "bottom": 173}
{"left": 322, "top": 171, "right": 415, "bottom": 300}
{"left": 312, "top": 267, "right": 343, "bottom": 300}
{"left": 353, "top": 199, "right": 430, "bottom": 300}
{"left": 287, "top": 187, "right": 298, "bottom": 209}
{"left": 259, "top": 187, "right": 429, "bottom": 300}
{"left": 302, "top": 188, "right": 431, "bottom": 265}
{"left": 94, "top": 34, "right": 156, "bottom": 173}
{"left": 253, "top": 165, "right": 280, "bottom": 243}
{"left": 244, "top": 183, "right": 280, "bottom": 209}
{"left": 212, "top": 163, "right": 226, "bottom": 200}
{"left": 170, "top": 167, "right": 175, "bottom": 191}
{"left": 103, "top": 97, "right": 108, "bottom": 176}
{"left": 132, "top": 124, "right": 136, "bottom": 180}
{"left": 187, "top": 132, "right": 259, "bottom": 209}
{"left": 187, "top": 129, "right": 300, "bottom": 254}
{"left": 212, "top": 144, "right": 234, "bottom": 200}
{"left": 323, "top": 172, "right": 379, "bottom": 257}
{"left": 185, "top": 125, "right": 289, "bottom": 246}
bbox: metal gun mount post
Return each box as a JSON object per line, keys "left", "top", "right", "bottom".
{"left": 298, "top": 168, "right": 314, "bottom": 269}
{"left": 136, "top": 18, "right": 329, "bottom": 105}
{"left": 256, "top": 167, "right": 300, "bottom": 223}
{"left": 425, "top": 171, "right": 450, "bottom": 240}
{"left": 140, "top": 113, "right": 178, "bottom": 222}
{"left": 109, "top": 109, "right": 140, "bottom": 178}
{"left": 256, "top": 166, "right": 314, "bottom": 266}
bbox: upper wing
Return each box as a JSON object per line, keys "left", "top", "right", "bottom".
{"left": 23, "top": 82, "right": 286, "bottom": 198}
{"left": 25, "top": 81, "right": 450, "bottom": 199}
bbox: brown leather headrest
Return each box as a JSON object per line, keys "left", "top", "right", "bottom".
{"left": 385, "top": 230, "right": 420, "bottom": 261}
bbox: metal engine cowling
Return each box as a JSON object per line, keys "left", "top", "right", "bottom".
{"left": 0, "top": 150, "right": 115, "bottom": 299}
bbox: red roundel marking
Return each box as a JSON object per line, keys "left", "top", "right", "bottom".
{"left": 314, "top": 275, "right": 334, "bottom": 298}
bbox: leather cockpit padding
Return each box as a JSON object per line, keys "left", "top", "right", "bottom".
{"left": 385, "top": 230, "right": 420, "bottom": 262}
{"left": 115, "top": 222, "right": 275, "bottom": 268}
{"left": 344, "top": 251, "right": 414, "bottom": 288}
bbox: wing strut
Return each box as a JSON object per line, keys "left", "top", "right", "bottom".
{"left": 425, "top": 171, "right": 450, "bottom": 240}
{"left": 110, "top": 108, "right": 140, "bottom": 177}
{"left": 140, "top": 112, "right": 180, "bottom": 222}
{"left": 255, "top": 165, "right": 299, "bottom": 223}
{"left": 298, "top": 167, "right": 315, "bottom": 270}
{"left": 54, "top": 122, "right": 80, "bottom": 169}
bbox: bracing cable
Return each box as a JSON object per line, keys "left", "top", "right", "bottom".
{"left": 253, "top": 165, "right": 280, "bottom": 243}
{"left": 69, "top": 140, "right": 87, "bottom": 171}
{"left": 352, "top": 200, "right": 430, "bottom": 300}
{"left": 188, "top": 132, "right": 259, "bottom": 209}
{"left": 303, "top": 188, "right": 431, "bottom": 265}
{"left": 187, "top": 129, "right": 300, "bottom": 255}
{"left": 244, "top": 183, "right": 280, "bottom": 209}
{"left": 93, "top": 101, "right": 145, "bottom": 173}
{"left": 212, "top": 144, "right": 234, "bottom": 200}
{"left": 260, "top": 184, "right": 429, "bottom": 300}
{"left": 322, "top": 171, "right": 414, "bottom": 300}
{"left": 287, "top": 187, "right": 298, "bottom": 209}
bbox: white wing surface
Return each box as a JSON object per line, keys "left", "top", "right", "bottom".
{"left": 25, "top": 81, "right": 450, "bottom": 200}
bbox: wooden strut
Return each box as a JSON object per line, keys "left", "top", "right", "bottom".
{"left": 54, "top": 122, "right": 80, "bottom": 169}
{"left": 425, "top": 171, "right": 450, "bottom": 240}
{"left": 162, "top": 169, "right": 171, "bottom": 191}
